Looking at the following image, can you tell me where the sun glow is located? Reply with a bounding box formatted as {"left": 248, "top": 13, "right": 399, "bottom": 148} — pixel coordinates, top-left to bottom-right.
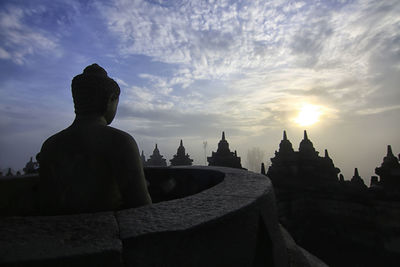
{"left": 294, "top": 104, "right": 322, "bottom": 126}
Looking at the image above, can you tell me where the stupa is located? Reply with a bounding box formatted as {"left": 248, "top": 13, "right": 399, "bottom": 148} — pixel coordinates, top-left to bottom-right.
{"left": 207, "top": 132, "right": 242, "bottom": 169}
{"left": 146, "top": 144, "right": 167, "bottom": 167}
{"left": 170, "top": 140, "right": 193, "bottom": 166}
{"left": 267, "top": 130, "right": 340, "bottom": 186}
{"left": 375, "top": 145, "right": 400, "bottom": 190}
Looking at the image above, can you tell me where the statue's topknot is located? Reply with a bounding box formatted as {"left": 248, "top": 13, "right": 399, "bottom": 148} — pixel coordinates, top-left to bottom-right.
{"left": 71, "top": 63, "right": 120, "bottom": 115}
{"left": 82, "top": 64, "right": 108, "bottom": 77}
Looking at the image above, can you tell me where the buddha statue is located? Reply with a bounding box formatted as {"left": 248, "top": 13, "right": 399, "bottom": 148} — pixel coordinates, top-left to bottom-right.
{"left": 38, "top": 64, "right": 151, "bottom": 214}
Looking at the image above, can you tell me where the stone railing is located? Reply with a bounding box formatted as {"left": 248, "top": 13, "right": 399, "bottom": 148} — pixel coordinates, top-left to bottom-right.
{"left": 0, "top": 166, "right": 325, "bottom": 266}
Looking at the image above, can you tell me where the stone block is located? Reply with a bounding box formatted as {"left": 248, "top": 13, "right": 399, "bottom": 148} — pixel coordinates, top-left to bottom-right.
{"left": 0, "top": 212, "right": 122, "bottom": 266}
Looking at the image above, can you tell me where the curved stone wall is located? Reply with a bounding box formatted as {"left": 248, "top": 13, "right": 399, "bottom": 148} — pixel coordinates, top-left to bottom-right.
{"left": 0, "top": 167, "right": 324, "bottom": 267}
{"left": 144, "top": 167, "right": 224, "bottom": 203}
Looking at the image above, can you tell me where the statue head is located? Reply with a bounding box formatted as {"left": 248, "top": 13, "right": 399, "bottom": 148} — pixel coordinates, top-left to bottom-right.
{"left": 71, "top": 64, "right": 120, "bottom": 124}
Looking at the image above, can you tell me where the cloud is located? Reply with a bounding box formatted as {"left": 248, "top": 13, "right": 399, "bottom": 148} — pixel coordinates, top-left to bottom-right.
{"left": 93, "top": 0, "right": 400, "bottom": 163}
{"left": 357, "top": 105, "right": 400, "bottom": 115}
{"left": 116, "top": 103, "right": 246, "bottom": 139}
{"left": 290, "top": 19, "right": 333, "bottom": 67}
{"left": 0, "top": 4, "right": 60, "bottom": 65}
{"left": 98, "top": 1, "right": 292, "bottom": 81}
{"left": 120, "top": 85, "right": 172, "bottom": 111}
{"left": 98, "top": 0, "right": 399, "bottom": 119}
{"left": 0, "top": 47, "right": 11, "bottom": 60}
{"left": 115, "top": 78, "right": 129, "bottom": 87}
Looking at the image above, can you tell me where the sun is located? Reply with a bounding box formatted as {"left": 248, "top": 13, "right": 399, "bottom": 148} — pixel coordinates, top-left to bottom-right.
{"left": 294, "top": 104, "right": 322, "bottom": 126}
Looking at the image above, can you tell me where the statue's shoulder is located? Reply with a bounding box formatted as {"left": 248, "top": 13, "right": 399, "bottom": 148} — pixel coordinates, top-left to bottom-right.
{"left": 41, "top": 129, "right": 70, "bottom": 150}
{"left": 38, "top": 129, "right": 73, "bottom": 164}
{"left": 103, "top": 126, "right": 141, "bottom": 161}
{"left": 104, "top": 126, "right": 138, "bottom": 146}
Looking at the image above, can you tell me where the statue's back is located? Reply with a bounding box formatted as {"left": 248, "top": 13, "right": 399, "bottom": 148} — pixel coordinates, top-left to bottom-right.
{"left": 38, "top": 125, "right": 125, "bottom": 214}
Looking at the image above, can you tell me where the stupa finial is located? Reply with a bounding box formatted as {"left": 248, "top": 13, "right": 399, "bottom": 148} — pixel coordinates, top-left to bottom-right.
{"left": 387, "top": 145, "right": 394, "bottom": 157}
{"left": 261, "top": 162, "right": 266, "bottom": 175}
{"left": 354, "top": 168, "right": 359, "bottom": 177}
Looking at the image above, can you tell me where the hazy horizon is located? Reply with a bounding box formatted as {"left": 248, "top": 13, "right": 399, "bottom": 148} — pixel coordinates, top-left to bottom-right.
{"left": 1, "top": 0, "right": 399, "bottom": 184}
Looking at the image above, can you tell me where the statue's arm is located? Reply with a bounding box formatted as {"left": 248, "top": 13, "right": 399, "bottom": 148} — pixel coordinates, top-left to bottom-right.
{"left": 114, "top": 134, "right": 152, "bottom": 208}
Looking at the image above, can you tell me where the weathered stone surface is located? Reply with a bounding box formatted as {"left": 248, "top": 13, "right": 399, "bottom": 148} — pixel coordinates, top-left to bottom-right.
{"left": 257, "top": 192, "right": 289, "bottom": 267}
{"left": 117, "top": 194, "right": 256, "bottom": 235}
{"left": 0, "top": 212, "right": 122, "bottom": 266}
{"left": 199, "top": 166, "right": 273, "bottom": 198}
{"left": 1, "top": 166, "right": 325, "bottom": 267}
{"left": 117, "top": 166, "right": 289, "bottom": 267}
{"left": 119, "top": 198, "right": 272, "bottom": 267}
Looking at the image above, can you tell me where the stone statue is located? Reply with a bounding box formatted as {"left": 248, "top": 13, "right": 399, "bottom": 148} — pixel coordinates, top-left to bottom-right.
{"left": 38, "top": 64, "right": 151, "bottom": 214}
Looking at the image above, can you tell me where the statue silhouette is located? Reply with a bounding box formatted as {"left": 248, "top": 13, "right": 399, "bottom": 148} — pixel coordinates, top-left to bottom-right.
{"left": 38, "top": 64, "right": 151, "bottom": 214}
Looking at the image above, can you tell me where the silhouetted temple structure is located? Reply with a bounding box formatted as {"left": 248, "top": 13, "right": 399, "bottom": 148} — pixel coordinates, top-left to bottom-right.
{"left": 23, "top": 157, "right": 39, "bottom": 175}
{"left": 261, "top": 163, "right": 266, "bottom": 175}
{"left": 370, "top": 176, "right": 379, "bottom": 187}
{"left": 146, "top": 144, "right": 167, "bottom": 167}
{"left": 207, "top": 132, "right": 242, "bottom": 169}
{"left": 339, "top": 173, "right": 345, "bottom": 183}
{"left": 264, "top": 133, "right": 400, "bottom": 267}
{"left": 267, "top": 130, "right": 340, "bottom": 186}
{"left": 140, "top": 150, "right": 147, "bottom": 167}
{"left": 6, "top": 168, "right": 13, "bottom": 177}
{"left": 349, "top": 168, "right": 367, "bottom": 189}
{"left": 170, "top": 140, "right": 193, "bottom": 166}
{"left": 375, "top": 145, "right": 400, "bottom": 191}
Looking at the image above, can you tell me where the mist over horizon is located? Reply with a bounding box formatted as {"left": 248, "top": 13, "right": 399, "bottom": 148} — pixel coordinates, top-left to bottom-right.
{"left": 0, "top": 0, "right": 399, "bottom": 184}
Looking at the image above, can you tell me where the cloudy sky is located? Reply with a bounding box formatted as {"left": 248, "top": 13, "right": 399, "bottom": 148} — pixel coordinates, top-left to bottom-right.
{"left": 0, "top": 0, "right": 399, "bottom": 183}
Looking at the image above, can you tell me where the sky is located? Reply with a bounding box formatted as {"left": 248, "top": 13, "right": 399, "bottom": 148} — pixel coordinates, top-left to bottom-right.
{"left": 0, "top": 0, "right": 399, "bottom": 183}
